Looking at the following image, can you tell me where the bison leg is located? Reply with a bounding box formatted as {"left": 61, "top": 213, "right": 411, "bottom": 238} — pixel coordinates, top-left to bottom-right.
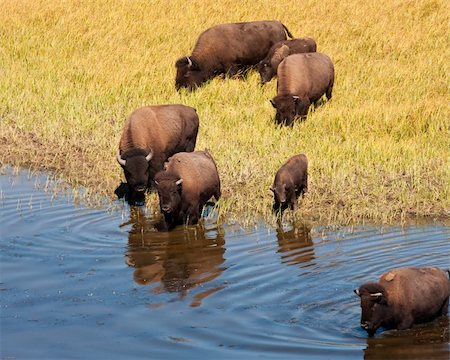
{"left": 214, "top": 188, "right": 221, "bottom": 201}
{"left": 326, "top": 80, "right": 334, "bottom": 101}
{"left": 294, "top": 98, "right": 311, "bottom": 124}
{"left": 227, "top": 64, "right": 240, "bottom": 77}
{"left": 397, "top": 315, "right": 414, "bottom": 330}
{"left": 439, "top": 297, "right": 449, "bottom": 316}
{"left": 290, "top": 194, "right": 298, "bottom": 211}
{"left": 185, "top": 205, "right": 200, "bottom": 225}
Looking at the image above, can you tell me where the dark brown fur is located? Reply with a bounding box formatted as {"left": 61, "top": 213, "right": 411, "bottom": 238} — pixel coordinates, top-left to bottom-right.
{"left": 355, "top": 267, "right": 450, "bottom": 336}
{"left": 175, "top": 21, "right": 293, "bottom": 90}
{"left": 271, "top": 154, "right": 308, "bottom": 213}
{"left": 258, "top": 37, "right": 317, "bottom": 83}
{"left": 270, "top": 52, "right": 334, "bottom": 126}
{"left": 154, "top": 151, "right": 221, "bottom": 228}
{"left": 117, "top": 104, "right": 199, "bottom": 203}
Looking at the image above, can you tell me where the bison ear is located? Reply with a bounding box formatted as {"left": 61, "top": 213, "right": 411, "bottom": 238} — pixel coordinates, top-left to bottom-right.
{"left": 293, "top": 96, "right": 300, "bottom": 104}
{"left": 270, "top": 99, "right": 277, "bottom": 108}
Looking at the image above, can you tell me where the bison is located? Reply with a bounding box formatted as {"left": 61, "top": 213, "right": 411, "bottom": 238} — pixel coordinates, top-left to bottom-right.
{"left": 270, "top": 154, "right": 308, "bottom": 214}
{"left": 117, "top": 104, "right": 199, "bottom": 204}
{"left": 270, "top": 52, "right": 334, "bottom": 126}
{"left": 355, "top": 267, "right": 450, "bottom": 336}
{"left": 258, "top": 37, "right": 317, "bottom": 84}
{"left": 154, "top": 150, "right": 221, "bottom": 229}
{"left": 175, "top": 20, "right": 293, "bottom": 90}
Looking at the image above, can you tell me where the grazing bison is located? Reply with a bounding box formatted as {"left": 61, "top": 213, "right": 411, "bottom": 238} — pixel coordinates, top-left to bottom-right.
{"left": 354, "top": 267, "right": 450, "bottom": 336}
{"left": 270, "top": 52, "right": 334, "bottom": 126}
{"left": 154, "top": 151, "right": 221, "bottom": 228}
{"left": 258, "top": 37, "right": 317, "bottom": 84}
{"left": 270, "top": 154, "right": 308, "bottom": 213}
{"left": 175, "top": 20, "right": 293, "bottom": 90}
{"left": 117, "top": 104, "right": 199, "bottom": 204}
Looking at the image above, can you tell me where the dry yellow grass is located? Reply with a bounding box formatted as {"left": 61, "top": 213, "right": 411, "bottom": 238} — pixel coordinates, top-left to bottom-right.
{"left": 1, "top": 0, "right": 449, "bottom": 225}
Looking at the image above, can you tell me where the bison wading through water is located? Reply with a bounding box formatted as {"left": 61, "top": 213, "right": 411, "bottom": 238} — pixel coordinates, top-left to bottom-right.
{"left": 175, "top": 20, "right": 293, "bottom": 90}
{"left": 258, "top": 37, "right": 317, "bottom": 84}
{"left": 354, "top": 267, "right": 450, "bottom": 336}
{"left": 270, "top": 154, "right": 308, "bottom": 214}
{"left": 270, "top": 52, "right": 334, "bottom": 126}
{"left": 154, "top": 151, "right": 221, "bottom": 229}
{"left": 117, "top": 104, "right": 199, "bottom": 204}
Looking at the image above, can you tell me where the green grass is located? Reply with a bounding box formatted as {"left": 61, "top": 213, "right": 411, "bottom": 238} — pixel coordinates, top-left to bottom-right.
{"left": 1, "top": 0, "right": 449, "bottom": 225}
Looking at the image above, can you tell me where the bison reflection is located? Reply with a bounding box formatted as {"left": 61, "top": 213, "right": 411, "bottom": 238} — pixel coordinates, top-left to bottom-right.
{"left": 123, "top": 209, "right": 226, "bottom": 307}
{"left": 276, "top": 222, "right": 315, "bottom": 267}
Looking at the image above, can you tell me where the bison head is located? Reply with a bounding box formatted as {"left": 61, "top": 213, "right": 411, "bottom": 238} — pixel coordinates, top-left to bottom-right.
{"left": 258, "top": 60, "right": 275, "bottom": 84}
{"left": 117, "top": 149, "right": 153, "bottom": 193}
{"left": 270, "top": 95, "right": 310, "bottom": 126}
{"left": 354, "top": 283, "right": 389, "bottom": 336}
{"left": 175, "top": 56, "right": 206, "bottom": 90}
{"left": 154, "top": 173, "right": 183, "bottom": 222}
{"left": 270, "top": 183, "right": 287, "bottom": 204}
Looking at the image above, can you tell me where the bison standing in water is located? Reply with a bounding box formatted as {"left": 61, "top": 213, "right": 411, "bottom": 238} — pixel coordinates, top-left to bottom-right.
{"left": 154, "top": 150, "right": 221, "bottom": 229}
{"left": 117, "top": 104, "right": 199, "bottom": 204}
{"left": 355, "top": 267, "right": 450, "bottom": 336}
{"left": 271, "top": 154, "right": 308, "bottom": 214}
{"left": 270, "top": 52, "right": 334, "bottom": 126}
{"left": 258, "top": 37, "right": 317, "bottom": 84}
{"left": 175, "top": 20, "right": 293, "bottom": 90}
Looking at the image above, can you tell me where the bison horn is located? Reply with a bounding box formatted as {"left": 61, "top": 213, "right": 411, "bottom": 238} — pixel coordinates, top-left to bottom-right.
{"left": 175, "top": 179, "right": 183, "bottom": 186}
{"left": 370, "top": 292, "right": 383, "bottom": 297}
{"left": 354, "top": 288, "right": 360, "bottom": 296}
{"left": 292, "top": 96, "right": 300, "bottom": 103}
{"left": 186, "top": 56, "right": 192, "bottom": 68}
{"left": 145, "top": 150, "right": 153, "bottom": 162}
{"left": 116, "top": 153, "right": 126, "bottom": 166}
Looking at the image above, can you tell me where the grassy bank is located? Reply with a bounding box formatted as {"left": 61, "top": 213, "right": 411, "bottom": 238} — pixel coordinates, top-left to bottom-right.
{"left": 1, "top": 0, "right": 449, "bottom": 225}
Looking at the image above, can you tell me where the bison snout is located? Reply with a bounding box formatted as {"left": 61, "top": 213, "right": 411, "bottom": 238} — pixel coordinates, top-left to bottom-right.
{"left": 135, "top": 185, "right": 146, "bottom": 193}
{"left": 161, "top": 204, "right": 171, "bottom": 213}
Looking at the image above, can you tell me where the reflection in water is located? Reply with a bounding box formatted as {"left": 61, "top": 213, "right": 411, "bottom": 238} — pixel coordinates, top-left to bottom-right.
{"left": 123, "top": 208, "right": 226, "bottom": 307}
{"left": 276, "top": 221, "right": 315, "bottom": 267}
{"left": 364, "top": 317, "right": 449, "bottom": 359}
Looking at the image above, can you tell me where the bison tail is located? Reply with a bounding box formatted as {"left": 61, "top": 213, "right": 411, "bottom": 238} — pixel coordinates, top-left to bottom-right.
{"left": 282, "top": 23, "right": 294, "bottom": 39}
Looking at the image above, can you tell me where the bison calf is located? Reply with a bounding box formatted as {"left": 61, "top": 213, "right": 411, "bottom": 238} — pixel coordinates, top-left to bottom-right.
{"left": 175, "top": 20, "right": 293, "bottom": 90}
{"left": 271, "top": 154, "right": 308, "bottom": 214}
{"left": 155, "top": 151, "right": 221, "bottom": 229}
{"left": 355, "top": 267, "right": 450, "bottom": 336}
{"left": 258, "top": 37, "right": 317, "bottom": 84}
{"left": 270, "top": 52, "right": 334, "bottom": 126}
{"left": 117, "top": 104, "right": 199, "bottom": 204}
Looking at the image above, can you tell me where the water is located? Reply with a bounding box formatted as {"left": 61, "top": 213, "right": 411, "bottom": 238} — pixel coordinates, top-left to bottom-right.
{"left": 1, "top": 168, "right": 449, "bottom": 360}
